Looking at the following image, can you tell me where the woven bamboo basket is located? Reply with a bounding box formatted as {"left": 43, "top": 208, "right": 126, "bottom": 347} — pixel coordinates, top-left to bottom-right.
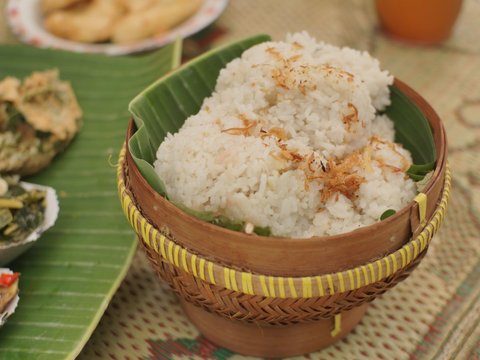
{"left": 118, "top": 80, "right": 449, "bottom": 357}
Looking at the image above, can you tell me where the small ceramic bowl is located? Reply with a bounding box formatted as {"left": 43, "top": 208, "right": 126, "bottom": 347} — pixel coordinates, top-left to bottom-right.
{"left": 0, "top": 183, "right": 59, "bottom": 267}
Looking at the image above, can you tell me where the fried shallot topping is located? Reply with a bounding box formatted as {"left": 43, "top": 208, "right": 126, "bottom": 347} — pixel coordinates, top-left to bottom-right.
{"left": 239, "top": 113, "right": 254, "bottom": 127}
{"left": 221, "top": 114, "right": 292, "bottom": 143}
{"left": 266, "top": 47, "right": 284, "bottom": 61}
{"left": 342, "top": 102, "right": 359, "bottom": 131}
{"left": 321, "top": 64, "right": 355, "bottom": 83}
{"left": 221, "top": 114, "right": 257, "bottom": 136}
{"left": 308, "top": 154, "right": 366, "bottom": 202}
{"left": 291, "top": 41, "right": 304, "bottom": 50}
{"left": 277, "top": 143, "right": 303, "bottom": 162}
{"left": 288, "top": 54, "right": 303, "bottom": 62}
{"left": 369, "top": 135, "right": 411, "bottom": 172}
{"left": 260, "top": 126, "right": 288, "bottom": 141}
{"left": 270, "top": 142, "right": 304, "bottom": 164}
{"left": 265, "top": 46, "right": 326, "bottom": 95}
{"left": 265, "top": 47, "right": 356, "bottom": 96}
{"left": 271, "top": 67, "right": 290, "bottom": 90}
{"left": 294, "top": 145, "right": 376, "bottom": 201}
{"left": 221, "top": 121, "right": 257, "bottom": 136}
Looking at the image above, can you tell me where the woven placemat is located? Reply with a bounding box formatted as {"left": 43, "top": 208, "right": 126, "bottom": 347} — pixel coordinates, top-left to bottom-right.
{"left": 79, "top": 2, "right": 480, "bottom": 359}
{"left": 1, "top": 0, "right": 479, "bottom": 359}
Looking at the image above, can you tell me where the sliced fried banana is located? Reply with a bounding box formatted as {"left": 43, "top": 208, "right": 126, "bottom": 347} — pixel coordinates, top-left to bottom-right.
{"left": 41, "top": 0, "right": 85, "bottom": 14}
{"left": 116, "top": 0, "right": 157, "bottom": 13}
{"left": 112, "top": 0, "right": 203, "bottom": 44}
{"left": 44, "top": 0, "right": 125, "bottom": 43}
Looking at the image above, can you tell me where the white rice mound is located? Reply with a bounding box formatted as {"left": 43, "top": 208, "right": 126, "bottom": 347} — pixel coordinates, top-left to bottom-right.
{"left": 154, "top": 32, "right": 417, "bottom": 238}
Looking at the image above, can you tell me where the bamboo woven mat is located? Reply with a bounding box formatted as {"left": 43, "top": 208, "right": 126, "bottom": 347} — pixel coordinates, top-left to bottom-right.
{"left": 1, "top": 1, "right": 480, "bottom": 359}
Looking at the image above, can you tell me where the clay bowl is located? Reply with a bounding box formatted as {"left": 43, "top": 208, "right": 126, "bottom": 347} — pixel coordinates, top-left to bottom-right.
{"left": 120, "top": 78, "right": 448, "bottom": 357}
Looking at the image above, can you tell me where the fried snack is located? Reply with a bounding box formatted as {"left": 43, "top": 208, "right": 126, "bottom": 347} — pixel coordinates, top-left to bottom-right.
{"left": 0, "top": 70, "right": 82, "bottom": 175}
{"left": 41, "top": 0, "right": 85, "bottom": 14}
{"left": 116, "top": 0, "right": 157, "bottom": 13}
{"left": 17, "top": 70, "right": 80, "bottom": 141}
{"left": 44, "top": 0, "right": 125, "bottom": 43}
{"left": 112, "top": 0, "right": 203, "bottom": 44}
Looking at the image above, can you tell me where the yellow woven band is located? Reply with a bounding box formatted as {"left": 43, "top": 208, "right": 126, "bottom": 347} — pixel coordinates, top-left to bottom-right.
{"left": 118, "top": 146, "right": 451, "bottom": 299}
{"left": 330, "top": 314, "right": 342, "bottom": 337}
{"left": 414, "top": 192, "right": 428, "bottom": 226}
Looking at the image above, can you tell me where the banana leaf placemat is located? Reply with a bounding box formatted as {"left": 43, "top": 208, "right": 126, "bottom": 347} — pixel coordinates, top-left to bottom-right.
{"left": 0, "top": 44, "right": 178, "bottom": 360}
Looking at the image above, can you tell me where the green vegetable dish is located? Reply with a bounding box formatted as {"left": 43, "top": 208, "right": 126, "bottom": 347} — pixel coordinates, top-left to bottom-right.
{"left": 0, "top": 176, "right": 45, "bottom": 245}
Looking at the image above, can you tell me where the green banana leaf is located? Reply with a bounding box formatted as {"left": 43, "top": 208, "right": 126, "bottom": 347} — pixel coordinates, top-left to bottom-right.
{"left": 129, "top": 34, "right": 272, "bottom": 196}
{"left": 0, "top": 42, "right": 180, "bottom": 360}
{"left": 380, "top": 209, "right": 396, "bottom": 220}
{"left": 175, "top": 202, "right": 271, "bottom": 236}
{"left": 128, "top": 34, "right": 436, "bottom": 235}
{"left": 129, "top": 34, "right": 273, "bottom": 235}
{"left": 387, "top": 86, "right": 436, "bottom": 179}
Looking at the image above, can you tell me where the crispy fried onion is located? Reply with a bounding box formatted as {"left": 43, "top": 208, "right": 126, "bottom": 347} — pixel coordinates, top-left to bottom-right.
{"left": 291, "top": 41, "right": 304, "bottom": 50}
{"left": 221, "top": 114, "right": 257, "bottom": 136}
{"left": 260, "top": 127, "right": 288, "bottom": 141}
{"left": 266, "top": 46, "right": 322, "bottom": 95}
{"left": 342, "top": 102, "right": 359, "bottom": 131}
{"left": 265, "top": 48, "right": 356, "bottom": 96}
{"left": 301, "top": 138, "right": 411, "bottom": 201}
{"left": 221, "top": 121, "right": 257, "bottom": 136}
{"left": 221, "top": 114, "right": 291, "bottom": 143}
{"left": 321, "top": 64, "right": 355, "bottom": 82}
{"left": 270, "top": 144, "right": 303, "bottom": 163}
{"left": 278, "top": 143, "right": 303, "bottom": 161}
{"left": 369, "top": 136, "right": 411, "bottom": 172}
{"left": 303, "top": 151, "right": 365, "bottom": 201}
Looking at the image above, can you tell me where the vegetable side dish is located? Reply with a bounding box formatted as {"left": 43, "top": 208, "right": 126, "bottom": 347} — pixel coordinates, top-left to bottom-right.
{"left": 0, "top": 176, "right": 46, "bottom": 245}
{"left": 0, "top": 69, "right": 82, "bottom": 175}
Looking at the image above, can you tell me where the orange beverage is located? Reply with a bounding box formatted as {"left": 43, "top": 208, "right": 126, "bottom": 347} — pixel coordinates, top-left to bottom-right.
{"left": 375, "top": 0, "right": 463, "bottom": 45}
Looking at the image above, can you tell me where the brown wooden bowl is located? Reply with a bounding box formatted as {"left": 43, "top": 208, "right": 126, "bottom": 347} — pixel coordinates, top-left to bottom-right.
{"left": 124, "top": 78, "right": 447, "bottom": 277}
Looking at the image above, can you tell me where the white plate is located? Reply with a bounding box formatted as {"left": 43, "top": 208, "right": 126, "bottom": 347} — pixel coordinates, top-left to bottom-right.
{"left": 6, "top": 0, "right": 228, "bottom": 55}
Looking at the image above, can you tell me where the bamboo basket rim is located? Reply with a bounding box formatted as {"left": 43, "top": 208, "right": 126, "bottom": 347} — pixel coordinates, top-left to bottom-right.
{"left": 118, "top": 146, "right": 451, "bottom": 298}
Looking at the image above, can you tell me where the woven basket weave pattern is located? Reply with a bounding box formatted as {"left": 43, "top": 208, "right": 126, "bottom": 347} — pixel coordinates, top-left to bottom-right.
{"left": 118, "top": 146, "right": 450, "bottom": 326}
{"left": 141, "top": 240, "right": 427, "bottom": 325}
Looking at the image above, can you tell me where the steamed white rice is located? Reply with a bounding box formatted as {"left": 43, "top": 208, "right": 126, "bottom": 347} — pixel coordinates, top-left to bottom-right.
{"left": 154, "top": 32, "right": 416, "bottom": 238}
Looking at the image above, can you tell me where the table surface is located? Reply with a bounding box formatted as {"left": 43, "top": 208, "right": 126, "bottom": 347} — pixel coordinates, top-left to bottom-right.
{"left": 1, "top": 1, "right": 480, "bottom": 359}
